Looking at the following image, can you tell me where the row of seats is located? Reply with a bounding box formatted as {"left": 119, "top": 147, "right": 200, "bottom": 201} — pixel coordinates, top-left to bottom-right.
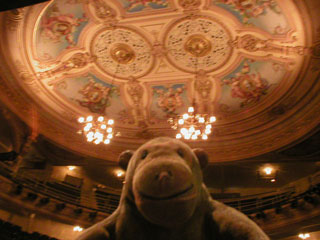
{"left": 0, "top": 219, "right": 59, "bottom": 240}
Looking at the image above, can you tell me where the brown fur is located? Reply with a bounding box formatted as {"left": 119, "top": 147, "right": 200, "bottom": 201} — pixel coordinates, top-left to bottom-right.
{"left": 77, "top": 137, "right": 269, "bottom": 240}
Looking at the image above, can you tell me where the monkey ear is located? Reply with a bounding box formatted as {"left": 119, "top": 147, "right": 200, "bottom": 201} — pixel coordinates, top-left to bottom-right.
{"left": 193, "top": 148, "right": 208, "bottom": 169}
{"left": 118, "top": 150, "right": 134, "bottom": 170}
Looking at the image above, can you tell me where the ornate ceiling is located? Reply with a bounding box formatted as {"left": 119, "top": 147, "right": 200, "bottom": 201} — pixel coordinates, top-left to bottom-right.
{"left": 0, "top": 0, "right": 319, "bottom": 163}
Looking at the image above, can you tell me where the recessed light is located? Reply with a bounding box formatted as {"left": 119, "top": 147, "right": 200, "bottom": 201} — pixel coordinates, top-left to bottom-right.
{"left": 263, "top": 167, "right": 273, "bottom": 175}
{"left": 116, "top": 170, "right": 124, "bottom": 177}
{"left": 298, "top": 233, "right": 310, "bottom": 239}
{"left": 73, "top": 226, "right": 83, "bottom": 232}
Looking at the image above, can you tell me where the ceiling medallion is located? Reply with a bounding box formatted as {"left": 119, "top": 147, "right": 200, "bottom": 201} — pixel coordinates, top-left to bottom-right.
{"left": 110, "top": 43, "right": 135, "bottom": 64}
{"left": 184, "top": 34, "right": 212, "bottom": 57}
{"left": 92, "top": 27, "right": 153, "bottom": 79}
{"left": 165, "top": 16, "right": 232, "bottom": 72}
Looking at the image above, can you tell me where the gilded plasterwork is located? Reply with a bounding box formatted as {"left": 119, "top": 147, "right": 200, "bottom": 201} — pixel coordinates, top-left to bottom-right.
{"left": 165, "top": 16, "right": 232, "bottom": 72}
{"left": 0, "top": 0, "right": 317, "bottom": 163}
{"left": 92, "top": 27, "right": 153, "bottom": 78}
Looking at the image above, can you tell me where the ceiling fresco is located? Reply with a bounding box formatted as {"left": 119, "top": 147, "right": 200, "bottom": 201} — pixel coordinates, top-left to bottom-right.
{"left": 0, "top": 0, "right": 319, "bottom": 162}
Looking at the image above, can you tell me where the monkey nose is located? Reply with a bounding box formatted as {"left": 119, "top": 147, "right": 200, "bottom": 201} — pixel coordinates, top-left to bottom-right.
{"left": 156, "top": 170, "right": 172, "bottom": 183}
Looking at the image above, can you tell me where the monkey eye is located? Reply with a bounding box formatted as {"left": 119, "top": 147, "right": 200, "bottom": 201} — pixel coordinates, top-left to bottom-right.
{"left": 177, "top": 148, "right": 184, "bottom": 158}
{"left": 141, "top": 150, "right": 148, "bottom": 159}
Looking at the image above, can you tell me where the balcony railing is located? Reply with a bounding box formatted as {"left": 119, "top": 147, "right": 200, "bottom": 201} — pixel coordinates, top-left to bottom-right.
{"left": 0, "top": 162, "right": 319, "bottom": 217}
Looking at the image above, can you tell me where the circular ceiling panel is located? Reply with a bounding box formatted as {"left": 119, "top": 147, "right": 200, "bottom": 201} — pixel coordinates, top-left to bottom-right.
{"left": 91, "top": 27, "right": 154, "bottom": 79}
{"left": 165, "top": 16, "right": 232, "bottom": 73}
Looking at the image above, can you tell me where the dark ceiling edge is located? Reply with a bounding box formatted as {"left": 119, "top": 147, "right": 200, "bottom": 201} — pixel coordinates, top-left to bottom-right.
{"left": 0, "top": 0, "right": 50, "bottom": 12}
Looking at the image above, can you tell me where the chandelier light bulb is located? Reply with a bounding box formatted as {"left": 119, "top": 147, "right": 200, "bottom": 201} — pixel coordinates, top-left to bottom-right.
{"left": 86, "top": 116, "right": 93, "bottom": 122}
{"left": 178, "top": 119, "right": 184, "bottom": 125}
{"left": 206, "top": 124, "right": 212, "bottom": 129}
{"left": 209, "top": 116, "right": 216, "bottom": 123}
{"left": 78, "top": 117, "right": 85, "bottom": 123}
{"left": 188, "top": 107, "right": 194, "bottom": 113}
{"left": 107, "top": 134, "right": 113, "bottom": 139}
{"left": 195, "top": 130, "right": 201, "bottom": 135}
{"left": 108, "top": 119, "right": 114, "bottom": 125}
{"left": 184, "top": 134, "right": 191, "bottom": 140}
{"left": 107, "top": 127, "right": 113, "bottom": 133}
{"left": 101, "top": 124, "right": 106, "bottom": 129}
{"left": 84, "top": 126, "right": 90, "bottom": 132}
{"left": 98, "top": 116, "right": 104, "bottom": 122}
{"left": 198, "top": 117, "right": 205, "bottom": 123}
{"left": 202, "top": 134, "right": 208, "bottom": 140}
{"left": 205, "top": 129, "right": 211, "bottom": 134}
{"left": 87, "top": 132, "right": 94, "bottom": 138}
{"left": 191, "top": 135, "right": 197, "bottom": 140}
{"left": 176, "top": 133, "right": 182, "bottom": 139}
{"left": 94, "top": 139, "right": 100, "bottom": 144}
{"left": 181, "top": 128, "right": 188, "bottom": 135}
{"left": 183, "top": 113, "right": 189, "bottom": 120}
{"left": 87, "top": 137, "right": 93, "bottom": 142}
{"left": 104, "top": 139, "right": 110, "bottom": 144}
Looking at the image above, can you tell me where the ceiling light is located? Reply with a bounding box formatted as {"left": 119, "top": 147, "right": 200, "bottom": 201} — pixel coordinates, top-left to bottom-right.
{"left": 168, "top": 102, "right": 216, "bottom": 141}
{"left": 116, "top": 170, "right": 124, "bottom": 177}
{"left": 263, "top": 167, "right": 273, "bottom": 175}
{"left": 68, "top": 166, "right": 75, "bottom": 171}
{"left": 78, "top": 116, "right": 116, "bottom": 144}
{"left": 298, "top": 233, "right": 310, "bottom": 239}
{"left": 270, "top": 179, "right": 276, "bottom": 182}
{"left": 73, "top": 226, "right": 83, "bottom": 232}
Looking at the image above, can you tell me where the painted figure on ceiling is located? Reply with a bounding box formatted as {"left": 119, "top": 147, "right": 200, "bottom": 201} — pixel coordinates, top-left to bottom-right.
{"left": 40, "top": 4, "right": 87, "bottom": 47}
{"left": 125, "top": 0, "right": 168, "bottom": 11}
{"left": 154, "top": 86, "right": 184, "bottom": 115}
{"left": 215, "top": 0, "right": 281, "bottom": 22}
{"left": 222, "top": 62, "right": 270, "bottom": 107}
{"left": 77, "top": 79, "right": 113, "bottom": 114}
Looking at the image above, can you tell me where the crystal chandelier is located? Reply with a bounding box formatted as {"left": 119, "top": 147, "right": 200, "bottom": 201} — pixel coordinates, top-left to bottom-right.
{"left": 168, "top": 105, "right": 216, "bottom": 140}
{"left": 78, "top": 116, "right": 114, "bottom": 144}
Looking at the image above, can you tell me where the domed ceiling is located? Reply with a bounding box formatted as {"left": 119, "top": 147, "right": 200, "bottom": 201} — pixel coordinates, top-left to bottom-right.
{"left": 0, "top": 0, "right": 319, "bottom": 163}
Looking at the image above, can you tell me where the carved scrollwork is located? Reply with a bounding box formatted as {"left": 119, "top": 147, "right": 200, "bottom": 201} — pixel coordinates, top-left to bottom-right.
{"left": 92, "top": 27, "right": 153, "bottom": 78}
{"left": 37, "top": 52, "right": 95, "bottom": 79}
{"left": 178, "top": 0, "right": 201, "bottom": 10}
{"left": 311, "top": 42, "right": 320, "bottom": 59}
{"left": 91, "top": 0, "right": 118, "bottom": 25}
{"left": 15, "top": 61, "right": 40, "bottom": 93}
{"left": 5, "top": 8, "right": 25, "bottom": 31}
{"left": 232, "top": 34, "right": 307, "bottom": 56}
{"left": 195, "top": 69, "right": 212, "bottom": 100}
{"left": 165, "top": 16, "right": 232, "bottom": 72}
{"left": 126, "top": 76, "right": 144, "bottom": 107}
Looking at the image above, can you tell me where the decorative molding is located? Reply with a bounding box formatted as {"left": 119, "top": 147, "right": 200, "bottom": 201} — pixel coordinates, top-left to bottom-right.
{"left": 231, "top": 34, "right": 307, "bottom": 56}
{"left": 178, "top": 0, "right": 201, "bottom": 11}
{"left": 91, "top": 27, "right": 153, "bottom": 79}
{"left": 15, "top": 61, "right": 40, "bottom": 93}
{"left": 37, "top": 52, "right": 95, "bottom": 79}
{"left": 165, "top": 15, "right": 232, "bottom": 73}
{"left": 5, "top": 8, "right": 25, "bottom": 31}
{"left": 91, "top": 0, "right": 117, "bottom": 23}
{"left": 126, "top": 76, "right": 144, "bottom": 108}
{"left": 195, "top": 69, "right": 212, "bottom": 100}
